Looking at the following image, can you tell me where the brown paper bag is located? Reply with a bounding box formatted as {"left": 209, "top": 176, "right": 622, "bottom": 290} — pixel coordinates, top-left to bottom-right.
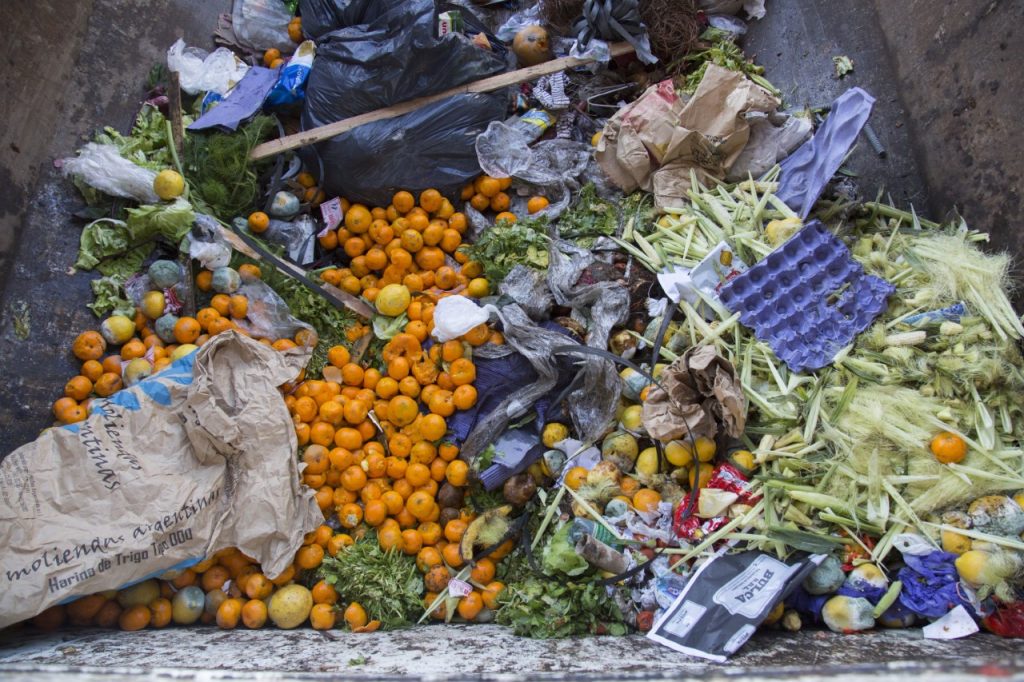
{"left": 596, "top": 65, "right": 779, "bottom": 209}
{"left": 0, "top": 332, "right": 322, "bottom": 628}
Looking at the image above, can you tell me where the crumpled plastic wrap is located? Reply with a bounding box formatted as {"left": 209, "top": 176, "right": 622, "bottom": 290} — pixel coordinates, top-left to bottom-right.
{"left": 189, "top": 214, "right": 233, "bottom": 270}
{"left": 499, "top": 265, "right": 553, "bottom": 321}
{"left": 641, "top": 345, "right": 747, "bottom": 442}
{"left": 167, "top": 39, "right": 249, "bottom": 96}
{"left": 235, "top": 279, "right": 314, "bottom": 341}
{"left": 60, "top": 143, "right": 159, "bottom": 204}
{"left": 232, "top": 0, "right": 297, "bottom": 53}
{"left": 476, "top": 121, "right": 594, "bottom": 220}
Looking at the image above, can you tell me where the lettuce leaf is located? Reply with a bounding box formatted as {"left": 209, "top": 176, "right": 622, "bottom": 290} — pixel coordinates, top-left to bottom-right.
{"left": 541, "top": 522, "right": 589, "bottom": 577}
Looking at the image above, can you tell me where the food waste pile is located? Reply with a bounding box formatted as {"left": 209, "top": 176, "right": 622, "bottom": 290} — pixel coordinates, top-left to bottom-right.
{"left": 3, "top": 0, "right": 1024, "bottom": 660}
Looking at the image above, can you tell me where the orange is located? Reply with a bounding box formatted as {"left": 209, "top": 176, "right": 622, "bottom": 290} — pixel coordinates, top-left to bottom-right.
{"left": 216, "top": 598, "right": 242, "bottom": 629}
{"left": 442, "top": 542, "right": 465, "bottom": 568}
{"left": 489, "top": 191, "right": 510, "bottom": 213}
{"left": 173, "top": 318, "right": 200, "bottom": 344}
{"left": 402, "top": 529, "right": 424, "bottom": 556}
{"left": 94, "top": 600, "right": 123, "bottom": 628}
{"left": 241, "top": 599, "right": 268, "bottom": 629}
{"left": 387, "top": 395, "right": 419, "bottom": 427}
{"left": 449, "top": 212, "right": 467, "bottom": 234}
{"left": 119, "top": 604, "right": 152, "bottom": 631}
{"left": 440, "top": 228, "right": 462, "bottom": 254}
{"left": 341, "top": 465, "right": 367, "bottom": 492}
{"left": 453, "top": 385, "right": 477, "bottom": 411}
{"left": 309, "top": 602, "right": 335, "bottom": 630}
{"left": 470, "top": 557, "right": 496, "bottom": 584}
{"left": 461, "top": 260, "right": 482, "bottom": 278}
{"left": 495, "top": 211, "right": 517, "bottom": 224}
{"left": 405, "top": 462, "right": 431, "bottom": 487}
{"left": 931, "top": 431, "right": 967, "bottom": 464}
{"left": 490, "top": 539, "right": 516, "bottom": 561}
{"left": 263, "top": 48, "right": 281, "bottom": 66}
{"left": 245, "top": 573, "right": 273, "bottom": 600}
{"left": 422, "top": 221, "right": 444, "bottom": 247}
{"left": 196, "top": 270, "right": 214, "bottom": 291}
{"left": 438, "top": 442, "right": 459, "bottom": 462}
{"left": 527, "top": 196, "right": 550, "bottom": 214}
{"left": 421, "top": 413, "right": 447, "bottom": 441}
{"left": 72, "top": 331, "right": 107, "bottom": 361}
{"left": 482, "top": 581, "right": 505, "bottom": 610}
{"left": 463, "top": 323, "right": 490, "bottom": 346}
{"left": 80, "top": 359, "right": 105, "bottom": 382}
{"left": 327, "top": 533, "right": 354, "bottom": 556}
{"left": 341, "top": 363, "right": 364, "bottom": 386}
{"left": 149, "top": 598, "right": 172, "bottom": 628}
{"left": 428, "top": 391, "right": 455, "bottom": 417}
{"left": 398, "top": 375, "right": 421, "bottom": 398}
{"left": 296, "top": 543, "right": 325, "bottom": 570}
{"left": 343, "top": 399, "right": 368, "bottom": 425}
{"left": 229, "top": 295, "right": 248, "bottom": 319}
{"left": 248, "top": 211, "right": 270, "bottom": 233}
{"left": 476, "top": 177, "right": 500, "bottom": 198}
{"left": 94, "top": 372, "right": 123, "bottom": 398}
{"left": 119, "top": 338, "right": 145, "bottom": 360}
{"left": 449, "top": 358, "right": 476, "bottom": 386}
{"left": 201, "top": 565, "right": 230, "bottom": 592}
{"left": 345, "top": 204, "right": 372, "bottom": 233}
{"left": 419, "top": 189, "right": 443, "bottom": 213}
{"left": 377, "top": 525, "right": 404, "bottom": 553}
{"left": 434, "top": 266, "right": 457, "bottom": 290}
{"left": 310, "top": 422, "right": 336, "bottom": 447}
{"left": 633, "top": 488, "right": 662, "bottom": 513}
{"left": 469, "top": 193, "right": 490, "bottom": 212}
{"left": 64, "top": 375, "right": 93, "bottom": 401}
{"left": 445, "top": 460, "right": 469, "bottom": 487}
{"left": 416, "top": 546, "right": 443, "bottom": 572}
{"left": 461, "top": 182, "right": 475, "bottom": 200}
{"left": 393, "top": 190, "right": 415, "bottom": 213}
{"left": 344, "top": 602, "right": 368, "bottom": 630}
{"left": 388, "top": 356, "right": 411, "bottom": 380}
{"left": 407, "top": 490, "right": 435, "bottom": 521}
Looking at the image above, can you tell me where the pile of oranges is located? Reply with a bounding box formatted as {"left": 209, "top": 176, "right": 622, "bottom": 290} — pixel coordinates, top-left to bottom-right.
{"left": 54, "top": 264, "right": 307, "bottom": 426}
{"left": 311, "top": 188, "right": 490, "bottom": 302}
{"left": 460, "top": 175, "right": 550, "bottom": 223}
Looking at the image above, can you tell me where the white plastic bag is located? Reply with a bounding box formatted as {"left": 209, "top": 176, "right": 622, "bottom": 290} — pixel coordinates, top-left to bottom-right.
{"left": 167, "top": 39, "right": 249, "bottom": 96}
{"left": 431, "top": 296, "right": 489, "bottom": 342}
{"left": 233, "top": 0, "right": 295, "bottom": 53}
{"left": 61, "top": 143, "right": 159, "bottom": 204}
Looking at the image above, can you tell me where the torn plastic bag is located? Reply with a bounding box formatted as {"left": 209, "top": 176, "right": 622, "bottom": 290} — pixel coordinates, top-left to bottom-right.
{"left": 476, "top": 121, "right": 593, "bottom": 220}
{"left": 726, "top": 111, "right": 813, "bottom": 182}
{"left": 188, "top": 214, "right": 233, "bottom": 270}
{"left": 235, "top": 279, "right": 315, "bottom": 341}
{"left": 776, "top": 87, "right": 875, "bottom": 218}
{"left": 498, "top": 265, "right": 553, "bottom": 321}
{"left": 300, "top": 0, "right": 507, "bottom": 206}
{"left": 431, "top": 295, "right": 491, "bottom": 342}
{"left": 236, "top": 215, "right": 316, "bottom": 265}
{"left": 167, "top": 39, "right": 249, "bottom": 96}
{"left": 60, "top": 143, "right": 159, "bottom": 204}
{"left": 545, "top": 241, "right": 628, "bottom": 441}
{"left": 232, "top": 0, "right": 296, "bottom": 54}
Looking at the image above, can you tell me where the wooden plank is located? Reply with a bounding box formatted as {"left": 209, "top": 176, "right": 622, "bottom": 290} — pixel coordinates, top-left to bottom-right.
{"left": 249, "top": 42, "right": 636, "bottom": 161}
{"left": 214, "top": 223, "right": 375, "bottom": 320}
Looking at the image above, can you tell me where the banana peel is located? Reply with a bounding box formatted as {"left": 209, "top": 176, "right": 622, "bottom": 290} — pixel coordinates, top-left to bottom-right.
{"left": 461, "top": 505, "right": 513, "bottom": 561}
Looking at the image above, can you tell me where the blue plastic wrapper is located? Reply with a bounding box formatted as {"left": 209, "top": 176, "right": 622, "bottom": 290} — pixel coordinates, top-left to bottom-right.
{"left": 837, "top": 580, "right": 887, "bottom": 604}
{"left": 776, "top": 87, "right": 875, "bottom": 218}
{"left": 266, "top": 41, "right": 315, "bottom": 107}
{"left": 898, "top": 550, "right": 970, "bottom": 619}
{"left": 784, "top": 584, "right": 829, "bottom": 622}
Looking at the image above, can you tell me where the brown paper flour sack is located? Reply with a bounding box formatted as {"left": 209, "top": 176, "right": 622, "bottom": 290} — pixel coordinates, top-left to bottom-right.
{"left": 0, "top": 332, "right": 322, "bottom": 628}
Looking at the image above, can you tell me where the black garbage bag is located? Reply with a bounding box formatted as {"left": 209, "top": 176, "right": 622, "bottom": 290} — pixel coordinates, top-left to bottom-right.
{"left": 299, "top": 0, "right": 508, "bottom": 206}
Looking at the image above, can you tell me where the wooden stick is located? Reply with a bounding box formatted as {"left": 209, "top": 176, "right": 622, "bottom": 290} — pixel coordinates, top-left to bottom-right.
{"left": 214, "top": 223, "right": 375, "bottom": 320}
{"left": 168, "top": 72, "right": 185, "bottom": 157}
{"left": 249, "top": 42, "right": 636, "bottom": 161}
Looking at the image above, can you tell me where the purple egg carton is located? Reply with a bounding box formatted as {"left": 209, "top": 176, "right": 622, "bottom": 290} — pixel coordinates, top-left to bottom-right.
{"left": 718, "top": 221, "right": 895, "bottom": 373}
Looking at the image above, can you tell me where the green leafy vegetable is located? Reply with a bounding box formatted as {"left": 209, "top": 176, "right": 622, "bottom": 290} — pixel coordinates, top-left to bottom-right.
{"left": 75, "top": 199, "right": 195, "bottom": 275}
{"left": 833, "top": 55, "right": 855, "bottom": 78}
{"left": 556, "top": 184, "right": 619, "bottom": 244}
{"left": 319, "top": 534, "right": 423, "bottom": 630}
{"left": 496, "top": 556, "right": 626, "bottom": 638}
{"left": 372, "top": 313, "right": 408, "bottom": 341}
{"left": 95, "top": 104, "right": 185, "bottom": 171}
{"left": 184, "top": 115, "right": 276, "bottom": 220}
{"left": 679, "top": 30, "right": 779, "bottom": 96}
{"left": 88, "top": 276, "right": 135, "bottom": 318}
{"left": 460, "top": 216, "right": 550, "bottom": 285}
{"left": 541, "top": 522, "right": 589, "bottom": 577}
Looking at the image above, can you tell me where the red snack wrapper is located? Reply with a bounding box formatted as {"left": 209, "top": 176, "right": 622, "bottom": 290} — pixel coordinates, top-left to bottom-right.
{"left": 707, "top": 462, "right": 759, "bottom": 504}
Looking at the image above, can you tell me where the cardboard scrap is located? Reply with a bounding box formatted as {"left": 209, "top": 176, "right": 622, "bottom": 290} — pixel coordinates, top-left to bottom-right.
{"left": 596, "top": 65, "right": 778, "bottom": 208}
{"left": 0, "top": 332, "right": 322, "bottom": 628}
{"left": 641, "top": 345, "right": 747, "bottom": 442}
